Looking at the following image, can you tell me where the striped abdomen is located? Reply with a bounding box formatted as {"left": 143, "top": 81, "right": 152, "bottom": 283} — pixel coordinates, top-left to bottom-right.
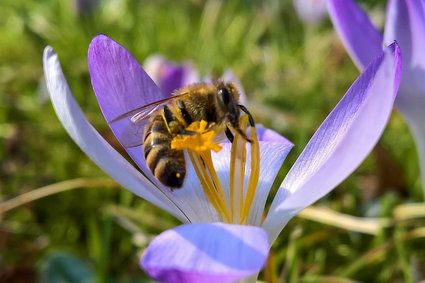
{"left": 143, "top": 114, "right": 186, "bottom": 188}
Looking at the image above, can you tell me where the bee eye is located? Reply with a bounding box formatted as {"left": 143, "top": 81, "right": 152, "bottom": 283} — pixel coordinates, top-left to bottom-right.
{"left": 218, "top": 88, "right": 230, "bottom": 105}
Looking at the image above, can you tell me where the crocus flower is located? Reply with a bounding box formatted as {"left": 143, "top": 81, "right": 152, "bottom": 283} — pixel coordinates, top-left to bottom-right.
{"left": 43, "top": 34, "right": 401, "bottom": 283}
{"left": 327, "top": 0, "right": 425, "bottom": 196}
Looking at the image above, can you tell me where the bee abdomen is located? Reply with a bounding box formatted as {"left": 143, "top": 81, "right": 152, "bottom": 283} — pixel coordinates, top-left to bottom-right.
{"left": 145, "top": 145, "right": 186, "bottom": 188}
{"left": 143, "top": 132, "right": 170, "bottom": 159}
{"left": 154, "top": 154, "right": 186, "bottom": 188}
{"left": 143, "top": 115, "right": 186, "bottom": 188}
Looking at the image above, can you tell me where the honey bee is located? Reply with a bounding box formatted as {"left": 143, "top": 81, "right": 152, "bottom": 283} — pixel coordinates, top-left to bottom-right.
{"left": 109, "top": 81, "right": 254, "bottom": 188}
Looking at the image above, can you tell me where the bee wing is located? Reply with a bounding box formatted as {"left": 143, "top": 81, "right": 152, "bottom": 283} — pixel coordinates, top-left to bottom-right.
{"left": 109, "top": 117, "right": 150, "bottom": 148}
{"left": 108, "top": 94, "right": 187, "bottom": 148}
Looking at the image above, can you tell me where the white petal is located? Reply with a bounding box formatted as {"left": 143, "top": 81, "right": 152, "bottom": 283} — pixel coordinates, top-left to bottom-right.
{"left": 43, "top": 46, "right": 187, "bottom": 222}
{"left": 167, "top": 151, "right": 221, "bottom": 223}
{"left": 246, "top": 142, "right": 293, "bottom": 226}
{"left": 128, "top": 150, "right": 221, "bottom": 223}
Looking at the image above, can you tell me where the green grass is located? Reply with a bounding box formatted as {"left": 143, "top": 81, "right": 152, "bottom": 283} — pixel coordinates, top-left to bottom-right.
{"left": 1, "top": 0, "right": 424, "bottom": 282}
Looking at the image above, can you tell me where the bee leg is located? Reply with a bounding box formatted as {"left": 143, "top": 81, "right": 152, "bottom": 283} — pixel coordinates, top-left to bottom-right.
{"left": 225, "top": 127, "right": 234, "bottom": 143}
{"left": 163, "top": 105, "right": 174, "bottom": 124}
{"left": 164, "top": 104, "right": 197, "bottom": 136}
{"left": 163, "top": 105, "right": 183, "bottom": 134}
{"left": 176, "top": 100, "right": 193, "bottom": 125}
{"left": 179, "top": 129, "right": 197, "bottom": 136}
{"left": 237, "top": 104, "right": 255, "bottom": 126}
{"left": 235, "top": 127, "right": 253, "bottom": 143}
{"left": 227, "top": 122, "right": 253, "bottom": 143}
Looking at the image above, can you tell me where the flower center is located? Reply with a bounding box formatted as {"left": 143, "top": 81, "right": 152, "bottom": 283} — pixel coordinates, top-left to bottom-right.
{"left": 171, "top": 120, "right": 223, "bottom": 153}
{"left": 170, "top": 116, "right": 260, "bottom": 224}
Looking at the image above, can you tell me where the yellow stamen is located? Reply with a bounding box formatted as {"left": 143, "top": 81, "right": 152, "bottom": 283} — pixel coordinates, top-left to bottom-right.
{"left": 172, "top": 120, "right": 231, "bottom": 222}
{"left": 229, "top": 116, "right": 249, "bottom": 223}
{"left": 188, "top": 151, "right": 231, "bottom": 222}
{"left": 170, "top": 117, "right": 260, "bottom": 225}
{"left": 171, "top": 120, "right": 222, "bottom": 153}
{"left": 240, "top": 126, "right": 260, "bottom": 224}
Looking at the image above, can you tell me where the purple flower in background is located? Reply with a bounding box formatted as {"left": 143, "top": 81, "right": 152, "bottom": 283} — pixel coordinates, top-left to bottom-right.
{"left": 293, "top": 0, "right": 328, "bottom": 25}
{"left": 327, "top": 0, "right": 425, "bottom": 196}
{"left": 143, "top": 54, "right": 199, "bottom": 96}
{"left": 143, "top": 54, "right": 248, "bottom": 106}
{"left": 43, "top": 34, "right": 401, "bottom": 283}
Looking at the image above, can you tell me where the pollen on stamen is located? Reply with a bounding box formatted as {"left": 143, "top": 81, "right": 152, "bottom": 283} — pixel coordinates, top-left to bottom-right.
{"left": 170, "top": 117, "right": 260, "bottom": 225}
{"left": 171, "top": 120, "right": 223, "bottom": 153}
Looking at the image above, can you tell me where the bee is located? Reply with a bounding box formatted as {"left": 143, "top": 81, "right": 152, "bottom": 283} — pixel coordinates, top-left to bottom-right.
{"left": 109, "top": 81, "right": 254, "bottom": 188}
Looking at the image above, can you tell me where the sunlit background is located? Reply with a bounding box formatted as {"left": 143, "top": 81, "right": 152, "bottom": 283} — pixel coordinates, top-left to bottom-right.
{"left": 1, "top": 0, "right": 424, "bottom": 282}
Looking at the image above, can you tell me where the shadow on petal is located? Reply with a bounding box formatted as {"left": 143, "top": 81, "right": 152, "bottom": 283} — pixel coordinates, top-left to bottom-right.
{"left": 141, "top": 223, "right": 269, "bottom": 283}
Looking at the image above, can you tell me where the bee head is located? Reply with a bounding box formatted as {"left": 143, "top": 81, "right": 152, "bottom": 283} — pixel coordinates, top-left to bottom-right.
{"left": 216, "top": 81, "right": 239, "bottom": 103}
{"left": 215, "top": 82, "right": 239, "bottom": 123}
{"left": 216, "top": 81, "right": 254, "bottom": 143}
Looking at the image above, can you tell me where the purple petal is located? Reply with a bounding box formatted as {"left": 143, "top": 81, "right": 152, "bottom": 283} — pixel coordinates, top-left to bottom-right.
{"left": 161, "top": 63, "right": 199, "bottom": 96}
{"left": 141, "top": 223, "right": 269, "bottom": 283}
{"left": 264, "top": 43, "right": 402, "bottom": 242}
{"left": 88, "top": 34, "right": 166, "bottom": 173}
{"left": 144, "top": 55, "right": 200, "bottom": 96}
{"left": 384, "top": 0, "right": 425, "bottom": 113}
{"left": 327, "top": 0, "right": 383, "bottom": 69}
{"left": 383, "top": 0, "right": 425, "bottom": 196}
{"left": 181, "top": 63, "right": 200, "bottom": 86}
{"left": 160, "top": 65, "right": 187, "bottom": 95}
{"left": 43, "top": 47, "right": 187, "bottom": 222}
{"left": 88, "top": 34, "right": 166, "bottom": 122}
{"left": 384, "top": 0, "right": 425, "bottom": 68}
{"left": 254, "top": 124, "right": 291, "bottom": 143}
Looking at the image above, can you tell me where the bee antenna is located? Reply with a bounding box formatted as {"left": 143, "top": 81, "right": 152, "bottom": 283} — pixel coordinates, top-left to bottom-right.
{"left": 237, "top": 104, "right": 255, "bottom": 127}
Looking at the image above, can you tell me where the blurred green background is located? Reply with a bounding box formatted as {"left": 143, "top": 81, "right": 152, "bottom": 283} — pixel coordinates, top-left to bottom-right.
{"left": 1, "top": 0, "right": 424, "bottom": 282}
